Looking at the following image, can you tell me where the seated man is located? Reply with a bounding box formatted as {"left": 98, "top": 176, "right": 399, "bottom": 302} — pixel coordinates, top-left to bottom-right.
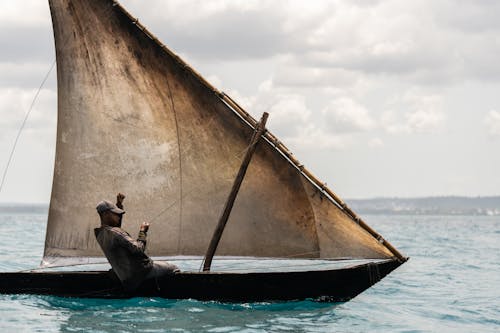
{"left": 95, "top": 193, "right": 179, "bottom": 291}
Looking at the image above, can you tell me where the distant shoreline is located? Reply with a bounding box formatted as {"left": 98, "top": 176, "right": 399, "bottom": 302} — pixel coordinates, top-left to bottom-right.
{"left": 0, "top": 203, "right": 48, "bottom": 214}
{"left": 346, "top": 196, "right": 500, "bottom": 216}
{"left": 1, "top": 196, "right": 499, "bottom": 216}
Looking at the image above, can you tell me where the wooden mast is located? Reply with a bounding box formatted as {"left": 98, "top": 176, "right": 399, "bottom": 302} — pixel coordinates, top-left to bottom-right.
{"left": 202, "top": 112, "right": 269, "bottom": 272}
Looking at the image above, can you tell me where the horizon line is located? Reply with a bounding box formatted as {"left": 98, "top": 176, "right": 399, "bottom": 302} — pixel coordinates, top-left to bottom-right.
{"left": 1, "top": 194, "right": 500, "bottom": 206}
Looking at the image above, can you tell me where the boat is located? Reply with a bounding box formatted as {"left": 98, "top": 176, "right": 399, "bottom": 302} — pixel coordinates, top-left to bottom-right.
{"left": 0, "top": 0, "right": 407, "bottom": 302}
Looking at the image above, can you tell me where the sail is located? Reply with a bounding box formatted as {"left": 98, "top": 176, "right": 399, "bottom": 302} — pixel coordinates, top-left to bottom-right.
{"left": 43, "top": 0, "right": 396, "bottom": 267}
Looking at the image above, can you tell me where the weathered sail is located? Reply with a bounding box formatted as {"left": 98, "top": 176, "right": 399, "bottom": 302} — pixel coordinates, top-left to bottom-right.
{"left": 44, "top": 0, "right": 396, "bottom": 267}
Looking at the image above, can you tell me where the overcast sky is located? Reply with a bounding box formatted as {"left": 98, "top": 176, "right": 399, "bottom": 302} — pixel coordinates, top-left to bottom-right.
{"left": 1, "top": 0, "right": 500, "bottom": 203}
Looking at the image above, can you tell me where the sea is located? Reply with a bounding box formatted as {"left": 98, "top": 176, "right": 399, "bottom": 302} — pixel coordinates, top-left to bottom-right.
{"left": 0, "top": 210, "right": 498, "bottom": 333}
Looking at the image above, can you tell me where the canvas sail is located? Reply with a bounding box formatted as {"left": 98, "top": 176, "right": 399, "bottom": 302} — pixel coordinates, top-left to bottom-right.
{"left": 43, "top": 0, "right": 397, "bottom": 267}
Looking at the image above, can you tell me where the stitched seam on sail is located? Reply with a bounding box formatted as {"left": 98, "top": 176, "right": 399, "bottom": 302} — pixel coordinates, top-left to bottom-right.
{"left": 164, "top": 74, "right": 183, "bottom": 254}
{"left": 299, "top": 177, "right": 321, "bottom": 258}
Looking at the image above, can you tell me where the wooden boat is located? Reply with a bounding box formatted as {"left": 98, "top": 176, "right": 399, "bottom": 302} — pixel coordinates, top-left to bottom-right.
{"left": 0, "top": 0, "right": 407, "bottom": 302}
{"left": 0, "top": 259, "right": 400, "bottom": 302}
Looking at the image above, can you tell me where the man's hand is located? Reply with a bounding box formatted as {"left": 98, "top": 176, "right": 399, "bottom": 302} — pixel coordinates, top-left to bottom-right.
{"left": 140, "top": 222, "right": 150, "bottom": 233}
{"left": 116, "top": 193, "right": 125, "bottom": 208}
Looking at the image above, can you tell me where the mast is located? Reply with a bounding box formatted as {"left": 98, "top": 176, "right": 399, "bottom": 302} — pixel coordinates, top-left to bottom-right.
{"left": 203, "top": 113, "right": 269, "bottom": 271}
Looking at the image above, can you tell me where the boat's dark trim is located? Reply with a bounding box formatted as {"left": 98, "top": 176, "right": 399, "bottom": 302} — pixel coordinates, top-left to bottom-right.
{"left": 0, "top": 259, "right": 402, "bottom": 302}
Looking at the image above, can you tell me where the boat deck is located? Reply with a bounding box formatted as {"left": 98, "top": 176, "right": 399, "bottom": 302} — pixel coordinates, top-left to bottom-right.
{"left": 37, "top": 257, "right": 389, "bottom": 273}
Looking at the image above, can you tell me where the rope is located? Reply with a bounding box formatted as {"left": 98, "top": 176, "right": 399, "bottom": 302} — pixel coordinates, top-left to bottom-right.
{"left": 0, "top": 60, "right": 56, "bottom": 195}
{"left": 0, "top": 2, "right": 115, "bottom": 197}
{"left": 148, "top": 185, "right": 199, "bottom": 223}
{"left": 146, "top": 137, "right": 257, "bottom": 225}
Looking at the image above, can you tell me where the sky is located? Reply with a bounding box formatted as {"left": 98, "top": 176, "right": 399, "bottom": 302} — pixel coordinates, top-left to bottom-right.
{"left": 1, "top": 0, "right": 500, "bottom": 203}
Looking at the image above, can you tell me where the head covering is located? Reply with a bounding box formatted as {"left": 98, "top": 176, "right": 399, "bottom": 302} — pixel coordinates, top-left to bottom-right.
{"left": 96, "top": 200, "right": 125, "bottom": 215}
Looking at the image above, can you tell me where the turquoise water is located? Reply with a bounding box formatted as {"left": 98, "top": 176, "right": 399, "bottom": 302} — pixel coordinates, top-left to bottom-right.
{"left": 0, "top": 212, "right": 498, "bottom": 332}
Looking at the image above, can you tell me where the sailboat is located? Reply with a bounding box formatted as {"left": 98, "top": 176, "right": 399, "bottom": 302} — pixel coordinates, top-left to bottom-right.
{"left": 0, "top": 0, "right": 407, "bottom": 302}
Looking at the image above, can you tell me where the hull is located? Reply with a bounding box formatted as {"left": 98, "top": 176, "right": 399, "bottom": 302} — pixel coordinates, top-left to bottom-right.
{"left": 0, "top": 259, "right": 401, "bottom": 302}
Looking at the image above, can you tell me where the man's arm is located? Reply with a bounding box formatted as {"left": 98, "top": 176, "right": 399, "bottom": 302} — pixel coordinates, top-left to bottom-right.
{"left": 116, "top": 193, "right": 125, "bottom": 209}
{"left": 137, "top": 222, "right": 150, "bottom": 250}
{"left": 114, "top": 226, "right": 148, "bottom": 254}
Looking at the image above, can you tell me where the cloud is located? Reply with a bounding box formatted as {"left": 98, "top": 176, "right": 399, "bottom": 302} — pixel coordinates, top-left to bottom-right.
{"left": 0, "top": 0, "right": 52, "bottom": 64}
{"left": 3, "top": 0, "right": 500, "bottom": 87}
{"left": 368, "top": 137, "right": 384, "bottom": 148}
{"left": 2, "top": 0, "right": 500, "bottom": 201}
{"left": 233, "top": 85, "right": 314, "bottom": 141}
{"left": 0, "top": 88, "right": 56, "bottom": 142}
{"left": 322, "top": 98, "right": 376, "bottom": 133}
{"left": 205, "top": 74, "right": 223, "bottom": 89}
{"left": 220, "top": 78, "right": 352, "bottom": 150}
{"left": 265, "top": 94, "right": 312, "bottom": 138}
{"left": 485, "top": 110, "right": 500, "bottom": 136}
{"left": 126, "top": 0, "right": 500, "bottom": 86}
{"left": 0, "top": 62, "right": 56, "bottom": 89}
{"left": 381, "top": 91, "right": 445, "bottom": 134}
{"left": 283, "top": 126, "right": 349, "bottom": 151}
{"left": 0, "top": 0, "right": 49, "bottom": 26}
{"left": 223, "top": 77, "right": 376, "bottom": 151}
{"left": 0, "top": 27, "right": 53, "bottom": 63}
{"left": 122, "top": 0, "right": 294, "bottom": 60}
{"left": 273, "top": 64, "right": 362, "bottom": 92}
{"left": 437, "top": 0, "right": 500, "bottom": 34}
{"left": 406, "top": 108, "right": 444, "bottom": 133}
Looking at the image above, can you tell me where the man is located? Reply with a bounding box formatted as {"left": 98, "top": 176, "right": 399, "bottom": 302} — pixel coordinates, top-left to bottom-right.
{"left": 95, "top": 193, "right": 179, "bottom": 291}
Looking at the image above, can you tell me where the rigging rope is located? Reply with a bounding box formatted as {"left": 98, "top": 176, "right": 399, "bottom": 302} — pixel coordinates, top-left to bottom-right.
{"left": 1, "top": 1, "right": 117, "bottom": 198}
{"left": 0, "top": 60, "right": 56, "bottom": 195}
{"left": 147, "top": 143, "right": 253, "bottom": 224}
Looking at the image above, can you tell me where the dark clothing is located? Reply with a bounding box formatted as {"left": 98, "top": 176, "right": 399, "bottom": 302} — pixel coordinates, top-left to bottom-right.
{"left": 94, "top": 226, "right": 154, "bottom": 290}
{"left": 146, "top": 261, "right": 180, "bottom": 279}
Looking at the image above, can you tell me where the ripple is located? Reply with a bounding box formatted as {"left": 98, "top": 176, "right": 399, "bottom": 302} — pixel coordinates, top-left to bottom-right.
{"left": 1, "top": 214, "right": 499, "bottom": 332}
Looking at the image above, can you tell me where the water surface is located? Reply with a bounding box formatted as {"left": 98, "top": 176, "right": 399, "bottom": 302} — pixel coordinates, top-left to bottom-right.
{"left": 0, "top": 212, "right": 498, "bottom": 332}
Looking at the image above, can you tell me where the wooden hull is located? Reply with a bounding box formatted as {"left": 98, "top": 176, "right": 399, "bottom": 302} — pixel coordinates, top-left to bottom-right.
{"left": 0, "top": 259, "right": 402, "bottom": 302}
